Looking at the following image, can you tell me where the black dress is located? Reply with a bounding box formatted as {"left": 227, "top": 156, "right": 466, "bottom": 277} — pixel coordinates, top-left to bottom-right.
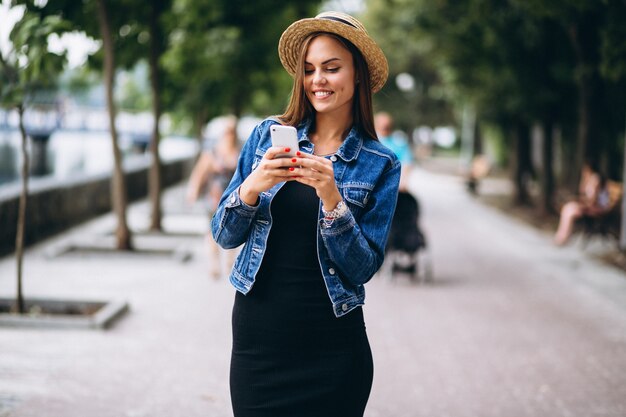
{"left": 230, "top": 181, "right": 373, "bottom": 417}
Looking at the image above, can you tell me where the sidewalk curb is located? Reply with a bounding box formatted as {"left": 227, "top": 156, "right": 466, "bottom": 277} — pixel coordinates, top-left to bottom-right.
{"left": 0, "top": 298, "right": 129, "bottom": 330}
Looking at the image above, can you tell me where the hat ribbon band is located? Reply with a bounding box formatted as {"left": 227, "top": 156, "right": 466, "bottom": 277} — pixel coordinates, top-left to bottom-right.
{"left": 319, "top": 16, "right": 357, "bottom": 29}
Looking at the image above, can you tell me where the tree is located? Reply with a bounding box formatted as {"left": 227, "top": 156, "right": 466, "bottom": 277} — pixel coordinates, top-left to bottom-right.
{"left": 103, "top": 0, "right": 173, "bottom": 232}
{"left": 363, "top": 0, "right": 455, "bottom": 130}
{"left": 162, "top": 0, "right": 320, "bottom": 140}
{"left": 387, "top": 0, "right": 547, "bottom": 204}
{"left": 25, "top": 0, "right": 321, "bottom": 239}
{"left": 145, "top": 1, "right": 171, "bottom": 231}
{"left": 109, "top": 0, "right": 174, "bottom": 232}
{"left": 365, "top": 0, "right": 625, "bottom": 213}
{"left": 94, "top": 0, "right": 132, "bottom": 248}
{"left": 0, "top": 10, "right": 67, "bottom": 313}
{"left": 21, "top": 0, "right": 138, "bottom": 250}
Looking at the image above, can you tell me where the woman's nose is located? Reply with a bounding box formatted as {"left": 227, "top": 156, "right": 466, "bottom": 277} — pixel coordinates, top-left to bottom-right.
{"left": 313, "top": 70, "right": 326, "bottom": 85}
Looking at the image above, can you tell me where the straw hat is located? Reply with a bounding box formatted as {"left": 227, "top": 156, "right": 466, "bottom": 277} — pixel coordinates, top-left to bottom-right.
{"left": 278, "top": 11, "right": 388, "bottom": 93}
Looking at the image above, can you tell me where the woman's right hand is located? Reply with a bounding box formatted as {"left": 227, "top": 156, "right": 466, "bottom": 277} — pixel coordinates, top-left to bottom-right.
{"left": 239, "top": 147, "right": 299, "bottom": 205}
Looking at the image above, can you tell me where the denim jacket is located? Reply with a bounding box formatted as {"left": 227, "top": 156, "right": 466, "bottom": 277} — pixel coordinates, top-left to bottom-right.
{"left": 211, "top": 118, "right": 401, "bottom": 317}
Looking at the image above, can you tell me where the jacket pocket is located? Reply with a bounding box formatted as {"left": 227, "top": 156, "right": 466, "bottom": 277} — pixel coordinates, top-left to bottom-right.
{"left": 342, "top": 184, "right": 371, "bottom": 217}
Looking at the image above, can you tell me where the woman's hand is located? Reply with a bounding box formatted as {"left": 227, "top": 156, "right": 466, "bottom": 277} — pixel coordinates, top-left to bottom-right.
{"left": 291, "top": 152, "right": 342, "bottom": 211}
{"left": 239, "top": 147, "right": 300, "bottom": 205}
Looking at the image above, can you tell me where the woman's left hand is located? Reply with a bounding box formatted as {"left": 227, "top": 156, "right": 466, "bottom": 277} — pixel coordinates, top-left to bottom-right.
{"left": 291, "top": 152, "right": 343, "bottom": 211}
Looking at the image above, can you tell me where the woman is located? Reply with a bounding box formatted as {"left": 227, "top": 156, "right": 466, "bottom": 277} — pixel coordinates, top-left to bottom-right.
{"left": 211, "top": 11, "right": 400, "bottom": 417}
{"left": 554, "top": 161, "right": 610, "bottom": 246}
{"left": 186, "top": 116, "right": 240, "bottom": 211}
{"left": 187, "top": 116, "right": 240, "bottom": 278}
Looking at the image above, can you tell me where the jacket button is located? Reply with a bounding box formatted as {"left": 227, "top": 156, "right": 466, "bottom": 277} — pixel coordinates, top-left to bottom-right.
{"left": 330, "top": 155, "right": 337, "bottom": 162}
{"left": 342, "top": 304, "right": 348, "bottom": 311}
{"left": 328, "top": 268, "right": 336, "bottom": 275}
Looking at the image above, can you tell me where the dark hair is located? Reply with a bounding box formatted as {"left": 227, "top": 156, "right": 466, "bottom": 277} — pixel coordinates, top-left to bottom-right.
{"left": 278, "top": 32, "right": 378, "bottom": 141}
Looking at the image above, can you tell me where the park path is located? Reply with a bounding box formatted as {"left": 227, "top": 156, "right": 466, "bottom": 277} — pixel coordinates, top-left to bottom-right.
{"left": 366, "top": 168, "right": 626, "bottom": 417}
{"left": 1, "top": 166, "right": 625, "bottom": 417}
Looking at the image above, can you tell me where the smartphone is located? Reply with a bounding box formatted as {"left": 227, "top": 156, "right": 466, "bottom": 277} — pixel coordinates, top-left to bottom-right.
{"left": 270, "top": 125, "right": 299, "bottom": 158}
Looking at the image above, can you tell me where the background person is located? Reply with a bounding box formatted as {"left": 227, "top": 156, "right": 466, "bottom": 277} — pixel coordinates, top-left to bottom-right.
{"left": 375, "top": 111, "right": 414, "bottom": 191}
{"left": 553, "top": 161, "right": 611, "bottom": 246}
{"left": 465, "top": 153, "right": 491, "bottom": 195}
{"left": 186, "top": 116, "right": 240, "bottom": 278}
{"left": 210, "top": 12, "right": 400, "bottom": 417}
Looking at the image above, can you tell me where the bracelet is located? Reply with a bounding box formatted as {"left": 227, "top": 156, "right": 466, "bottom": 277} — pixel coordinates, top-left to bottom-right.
{"left": 322, "top": 200, "right": 348, "bottom": 220}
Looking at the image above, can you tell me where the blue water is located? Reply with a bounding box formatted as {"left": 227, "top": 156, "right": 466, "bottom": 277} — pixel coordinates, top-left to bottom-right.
{"left": 0, "top": 129, "right": 198, "bottom": 186}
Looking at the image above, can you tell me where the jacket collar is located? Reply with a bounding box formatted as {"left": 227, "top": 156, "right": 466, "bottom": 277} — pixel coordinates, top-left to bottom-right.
{"left": 299, "top": 118, "right": 363, "bottom": 162}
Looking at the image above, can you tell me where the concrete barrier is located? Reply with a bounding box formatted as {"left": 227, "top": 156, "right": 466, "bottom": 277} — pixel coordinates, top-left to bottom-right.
{"left": 0, "top": 155, "right": 195, "bottom": 257}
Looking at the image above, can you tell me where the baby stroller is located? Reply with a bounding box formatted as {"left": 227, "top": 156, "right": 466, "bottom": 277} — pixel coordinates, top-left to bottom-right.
{"left": 381, "top": 191, "right": 432, "bottom": 283}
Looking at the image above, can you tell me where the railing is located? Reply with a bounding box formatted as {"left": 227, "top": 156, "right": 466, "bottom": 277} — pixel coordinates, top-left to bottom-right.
{"left": 0, "top": 105, "right": 163, "bottom": 140}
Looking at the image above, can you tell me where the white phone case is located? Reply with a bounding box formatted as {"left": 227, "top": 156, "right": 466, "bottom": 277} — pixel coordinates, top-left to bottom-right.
{"left": 270, "top": 125, "right": 298, "bottom": 158}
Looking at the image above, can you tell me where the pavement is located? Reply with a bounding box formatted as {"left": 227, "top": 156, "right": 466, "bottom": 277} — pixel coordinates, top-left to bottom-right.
{"left": 1, "top": 165, "right": 626, "bottom": 417}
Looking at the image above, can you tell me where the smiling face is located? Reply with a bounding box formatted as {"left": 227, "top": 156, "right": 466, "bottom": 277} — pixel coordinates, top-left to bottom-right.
{"left": 303, "top": 34, "right": 356, "bottom": 118}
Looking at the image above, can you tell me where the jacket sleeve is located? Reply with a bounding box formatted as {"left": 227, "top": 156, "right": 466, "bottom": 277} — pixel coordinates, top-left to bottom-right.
{"left": 319, "top": 159, "right": 401, "bottom": 286}
{"left": 210, "top": 124, "right": 262, "bottom": 249}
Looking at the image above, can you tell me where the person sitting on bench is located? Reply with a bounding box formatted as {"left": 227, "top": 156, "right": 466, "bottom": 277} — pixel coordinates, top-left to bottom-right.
{"left": 554, "top": 161, "right": 611, "bottom": 246}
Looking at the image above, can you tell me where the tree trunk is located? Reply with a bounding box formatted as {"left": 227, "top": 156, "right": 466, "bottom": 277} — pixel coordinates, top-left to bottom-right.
{"left": 619, "top": 110, "right": 626, "bottom": 251}
{"left": 14, "top": 105, "right": 28, "bottom": 314}
{"left": 539, "top": 120, "right": 555, "bottom": 215}
{"left": 460, "top": 103, "right": 476, "bottom": 169}
{"left": 148, "top": 2, "right": 163, "bottom": 231}
{"left": 473, "top": 119, "right": 482, "bottom": 155}
{"left": 561, "top": 124, "right": 579, "bottom": 193}
{"left": 97, "top": 0, "right": 132, "bottom": 250}
{"left": 193, "top": 109, "right": 207, "bottom": 146}
{"left": 567, "top": 17, "right": 604, "bottom": 179}
{"left": 512, "top": 122, "right": 533, "bottom": 206}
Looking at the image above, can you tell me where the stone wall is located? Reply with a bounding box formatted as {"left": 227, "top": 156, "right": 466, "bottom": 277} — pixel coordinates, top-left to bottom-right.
{"left": 0, "top": 156, "right": 195, "bottom": 257}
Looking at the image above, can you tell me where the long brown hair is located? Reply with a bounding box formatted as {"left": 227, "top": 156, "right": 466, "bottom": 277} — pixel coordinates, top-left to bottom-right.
{"left": 278, "top": 33, "right": 378, "bottom": 141}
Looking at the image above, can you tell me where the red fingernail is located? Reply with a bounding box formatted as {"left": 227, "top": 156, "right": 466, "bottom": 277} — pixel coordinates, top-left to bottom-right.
{"left": 291, "top": 158, "right": 297, "bottom": 163}
{"left": 284, "top": 147, "right": 291, "bottom": 152}
{"left": 289, "top": 167, "right": 295, "bottom": 171}
{"left": 296, "top": 151, "right": 301, "bottom": 156}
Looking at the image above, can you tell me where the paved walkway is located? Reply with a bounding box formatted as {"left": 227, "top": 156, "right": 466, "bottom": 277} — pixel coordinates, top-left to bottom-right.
{"left": 1, "top": 167, "right": 626, "bottom": 417}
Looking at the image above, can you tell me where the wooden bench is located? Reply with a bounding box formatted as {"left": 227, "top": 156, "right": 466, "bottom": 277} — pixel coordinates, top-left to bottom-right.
{"left": 577, "top": 180, "right": 623, "bottom": 248}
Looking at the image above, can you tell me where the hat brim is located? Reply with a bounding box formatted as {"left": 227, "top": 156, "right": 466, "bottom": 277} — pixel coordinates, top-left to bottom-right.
{"left": 278, "top": 18, "right": 388, "bottom": 93}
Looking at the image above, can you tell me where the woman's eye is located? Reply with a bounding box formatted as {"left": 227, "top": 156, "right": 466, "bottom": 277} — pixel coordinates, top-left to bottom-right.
{"left": 304, "top": 69, "right": 314, "bottom": 75}
{"left": 326, "top": 67, "right": 339, "bottom": 73}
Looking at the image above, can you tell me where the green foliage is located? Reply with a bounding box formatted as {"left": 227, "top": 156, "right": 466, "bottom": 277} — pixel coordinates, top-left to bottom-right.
{"left": 58, "top": 66, "right": 101, "bottom": 105}
{"left": 17, "top": 0, "right": 322, "bottom": 133}
{"left": 599, "top": 0, "right": 626, "bottom": 81}
{"left": 17, "top": 0, "right": 170, "bottom": 76}
{"left": 116, "top": 61, "right": 151, "bottom": 111}
{"left": 0, "top": 12, "right": 68, "bottom": 108}
{"left": 363, "top": 0, "right": 455, "bottom": 130}
{"left": 161, "top": 0, "right": 320, "bottom": 129}
{"left": 366, "top": 0, "right": 626, "bottom": 180}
